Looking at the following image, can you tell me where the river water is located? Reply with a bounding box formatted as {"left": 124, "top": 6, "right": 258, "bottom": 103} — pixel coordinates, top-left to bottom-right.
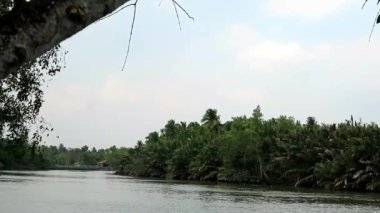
{"left": 0, "top": 170, "right": 380, "bottom": 213}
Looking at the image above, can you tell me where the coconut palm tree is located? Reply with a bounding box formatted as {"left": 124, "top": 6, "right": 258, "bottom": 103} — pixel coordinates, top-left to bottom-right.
{"left": 201, "top": 109, "right": 221, "bottom": 134}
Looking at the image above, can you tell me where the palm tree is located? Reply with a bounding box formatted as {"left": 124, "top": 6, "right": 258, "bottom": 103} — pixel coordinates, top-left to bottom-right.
{"left": 201, "top": 109, "right": 221, "bottom": 134}
{"left": 162, "top": 120, "right": 176, "bottom": 139}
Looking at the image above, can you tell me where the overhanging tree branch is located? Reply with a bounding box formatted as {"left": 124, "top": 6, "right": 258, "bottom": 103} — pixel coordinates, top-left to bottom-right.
{"left": 0, "top": 0, "right": 132, "bottom": 80}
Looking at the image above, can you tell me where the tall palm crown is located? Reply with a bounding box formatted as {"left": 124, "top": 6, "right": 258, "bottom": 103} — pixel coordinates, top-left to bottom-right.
{"left": 201, "top": 109, "right": 221, "bottom": 133}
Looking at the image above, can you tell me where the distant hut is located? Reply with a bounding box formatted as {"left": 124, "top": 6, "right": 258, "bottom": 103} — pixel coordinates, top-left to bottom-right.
{"left": 97, "top": 160, "right": 108, "bottom": 169}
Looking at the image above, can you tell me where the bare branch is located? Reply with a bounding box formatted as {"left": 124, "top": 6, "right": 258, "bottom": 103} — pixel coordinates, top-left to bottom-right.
{"left": 172, "top": 0, "right": 195, "bottom": 21}
{"left": 113, "top": 0, "right": 194, "bottom": 70}
{"left": 362, "top": 0, "right": 368, "bottom": 9}
{"left": 172, "top": 0, "right": 182, "bottom": 30}
{"left": 122, "top": 0, "right": 138, "bottom": 71}
{"left": 98, "top": 3, "right": 136, "bottom": 22}
{"left": 369, "top": 9, "right": 380, "bottom": 41}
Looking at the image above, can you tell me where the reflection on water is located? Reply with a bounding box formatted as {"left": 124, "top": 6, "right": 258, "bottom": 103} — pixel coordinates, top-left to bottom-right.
{"left": 1, "top": 171, "right": 90, "bottom": 179}
{"left": 0, "top": 178, "right": 28, "bottom": 183}
{"left": 0, "top": 170, "right": 380, "bottom": 213}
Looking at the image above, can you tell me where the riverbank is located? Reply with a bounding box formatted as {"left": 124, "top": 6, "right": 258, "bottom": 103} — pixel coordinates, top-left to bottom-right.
{"left": 49, "top": 165, "right": 110, "bottom": 171}
{"left": 0, "top": 167, "right": 110, "bottom": 172}
{"left": 115, "top": 171, "right": 380, "bottom": 193}
{"left": 115, "top": 108, "right": 380, "bottom": 193}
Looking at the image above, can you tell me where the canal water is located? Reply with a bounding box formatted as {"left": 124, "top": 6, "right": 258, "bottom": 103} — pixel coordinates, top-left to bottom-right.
{"left": 0, "top": 170, "right": 380, "bottom": 213}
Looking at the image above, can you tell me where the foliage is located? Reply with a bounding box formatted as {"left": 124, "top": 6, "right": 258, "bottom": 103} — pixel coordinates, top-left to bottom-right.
{"left": 0, "top": 44, "right": 66, "bottom": 167}
{"left": 0, "top": 138, "right": 48, "bottom": 169}
{"left": 0, "top": 142, "right": 130, "bottom": 170}
{"left": 0, "top": 0, "right": 67, "bottom": 167}
{"left": 116, "top": 107, "right": 380, "bottom": 192}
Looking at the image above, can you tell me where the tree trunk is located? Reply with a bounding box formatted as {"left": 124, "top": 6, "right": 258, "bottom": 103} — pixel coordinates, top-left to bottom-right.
{"left": 0, "top": 0, "right": 131, "bottom": 80}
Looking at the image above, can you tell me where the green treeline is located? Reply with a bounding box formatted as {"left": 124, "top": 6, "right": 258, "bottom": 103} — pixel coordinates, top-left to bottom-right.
{"left": 116, "top": 106, "right": 380, "bottom": 192}
{"left": 40, "top": 145, "right": 128, "bottom": 169}
{"left": 0, "top": 141, "right": 128, "bottom": 170}
{"left": 0, "top": 139, "right": 48, "bottom": 170}
{"left": 2, "top": 106, "right": 380, "bottom": 192}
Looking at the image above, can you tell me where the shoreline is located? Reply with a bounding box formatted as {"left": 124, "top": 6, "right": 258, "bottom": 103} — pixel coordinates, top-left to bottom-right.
{"left": 115, "top": 173, "right": 380, "bottom": 194}
{"left": 2, "top": 169, "right": 379, "bottom": 194}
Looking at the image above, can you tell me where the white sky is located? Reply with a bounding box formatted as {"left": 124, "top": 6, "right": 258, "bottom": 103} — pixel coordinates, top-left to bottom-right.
{"left": 40, "top": 0, "right": 380, "bottom": 148}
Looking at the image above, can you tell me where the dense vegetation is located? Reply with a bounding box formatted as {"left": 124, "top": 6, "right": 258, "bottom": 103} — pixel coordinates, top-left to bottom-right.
{"left": 0, "top": 0, "right": 67, "bottom": 171}
{"left": 40, "top": 144, "right": 128, "bottom": 169}
{"left": 0, "top": 143, "right": 128, "bottom": 170}
{"left": 116, "top": 107, "right": 380, "bottom": 192}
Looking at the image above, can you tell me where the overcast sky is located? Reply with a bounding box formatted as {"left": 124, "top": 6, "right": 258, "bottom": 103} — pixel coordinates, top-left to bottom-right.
{"left": 40, "top": 0, "right": 380, "bottom": 148}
